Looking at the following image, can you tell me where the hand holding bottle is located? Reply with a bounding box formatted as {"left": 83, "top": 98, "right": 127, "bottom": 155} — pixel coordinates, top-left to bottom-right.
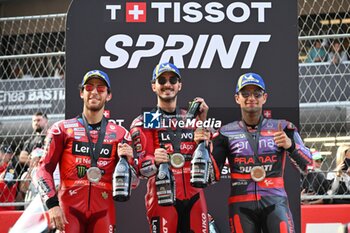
{"left": 192, "top": 97, "right": 209, "bottom": 122}
{"left": 117, "top": 143, "right": 133, "bottom": 162}
{"left": 113, "top": 141, "right": 133, "bottom": 202}
{"left": 188, "top": 97, "right": 209, "bottom": 122}
{"left": 194, "top": 127, "right": 211, "bottom": 145}
{"left": 154, "top": 147, "right": 170, "bottom": 166}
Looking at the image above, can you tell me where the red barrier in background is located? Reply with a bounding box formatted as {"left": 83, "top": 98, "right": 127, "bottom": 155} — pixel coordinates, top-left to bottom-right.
{"left": 0, "top": 211, "right": 23, "bottom": 233}
{"left": 301, "top": 204, "right": 350, "bottom": 233}
{"left": 1, "top": 204, "right": 350, "bottom": 233}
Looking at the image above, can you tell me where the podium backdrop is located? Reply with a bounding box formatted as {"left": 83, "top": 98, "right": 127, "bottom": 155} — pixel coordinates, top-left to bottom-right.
{"left": 66, "top": 0, "right": 299, "bottom": 232}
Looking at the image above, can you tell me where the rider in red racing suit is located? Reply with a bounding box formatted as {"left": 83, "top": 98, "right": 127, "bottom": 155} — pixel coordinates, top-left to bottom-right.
{"left": 36, "top": 116, "right": 135, "bottom": 233}
{"left": 130, "top": 108, "right": 219, "bottom": 233}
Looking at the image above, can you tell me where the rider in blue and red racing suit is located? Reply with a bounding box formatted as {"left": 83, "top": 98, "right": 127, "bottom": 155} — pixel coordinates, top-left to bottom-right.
{"left": 130, "top": 108, "right": 219, "bottom": 233}
{"left": 212, "top": 72, "right": 312, "bottom": 233}
{"left": 212, "top": 119, "right": 312, "bottom": 233}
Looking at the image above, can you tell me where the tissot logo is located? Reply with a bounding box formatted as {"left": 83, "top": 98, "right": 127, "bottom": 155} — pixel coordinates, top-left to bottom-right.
{"left": 106, "top": 2, "right": 271, "bottom": 23}
{"left": 72, "top": 141, "right": 112, "bottom": 158}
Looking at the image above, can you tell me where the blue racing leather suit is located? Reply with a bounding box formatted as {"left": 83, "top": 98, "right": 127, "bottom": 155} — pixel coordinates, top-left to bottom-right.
{"left": 212, "top": 118, "right": 312, "bottom": 233}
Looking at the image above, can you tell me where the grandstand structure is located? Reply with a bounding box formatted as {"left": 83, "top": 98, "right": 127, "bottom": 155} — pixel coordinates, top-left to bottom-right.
{"left": 0, "top": 0, "right": 350, "bottom": 207}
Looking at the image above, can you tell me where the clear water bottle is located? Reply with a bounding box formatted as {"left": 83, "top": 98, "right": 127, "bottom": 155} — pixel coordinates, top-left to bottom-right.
{"left": 113, "top": 155, "right": 132, "bottom": 202}
{"left": 190, "top": 141, "right": 210, "bottom": 188}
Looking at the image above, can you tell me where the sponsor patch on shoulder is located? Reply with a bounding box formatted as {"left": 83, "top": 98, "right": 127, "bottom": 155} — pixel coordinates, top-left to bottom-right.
{"left": 229, "top": 133, "right": 246, "bottom": 140}
{"left": 65, "top": 119, "right": 77, "bottom": 124}
{"left": 64, "top": 123, "right": 78, "bottom": 128}
{"left": 50, "top": 124, "right": 61, "bottom": 135}
{"left": 67, "top": 128, "right": 74, "bottom": 135}
{"left": 107, "top": 132, "right": 117, "bottom": 139}
{"left": 74, "top": 127, "right": 85, "bottom": 132}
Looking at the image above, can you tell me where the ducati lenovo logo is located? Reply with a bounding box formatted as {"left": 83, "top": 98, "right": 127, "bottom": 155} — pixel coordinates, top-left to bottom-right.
{"left": 102, "top": 1, "right": 272, "bottom": 69}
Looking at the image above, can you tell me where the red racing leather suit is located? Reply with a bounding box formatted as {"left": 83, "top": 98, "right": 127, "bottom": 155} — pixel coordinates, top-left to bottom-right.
{"left": 36, "top": 116, "right": 133, "bottom": 233}
{"left": 130, "top": 108, "right": 219, "bottom": 233}
{"left": 212, "top": 118, "right": 312, "bottom": 233}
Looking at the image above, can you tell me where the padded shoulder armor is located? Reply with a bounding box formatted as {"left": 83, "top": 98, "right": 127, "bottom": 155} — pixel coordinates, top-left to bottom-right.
{"left": 220, "top": 121, "right": 241, "bottom": 136}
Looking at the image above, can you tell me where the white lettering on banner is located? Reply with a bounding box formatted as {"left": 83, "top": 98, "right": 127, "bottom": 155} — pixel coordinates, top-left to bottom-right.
{"left": 106, "top": 5, "right": 121, "bottom": 20}
{"left": 0, "top": 91, "right": 25, "bottom": 103}
{"left": 205, "top": 2, "right": 225, "bottom": 23}
{"left": 150, "top": 2, "right": 271, "bottom": 23}
{"left": 4, "top": 103, "right": 52, "bottom": 111}
{"left": 108, "top": 119, "right": 125, "bottom": 127}
{"left": 0, "top": 89, "right": 65, "bottom": 104}
{"left": 129, "top": 35, "right": 164, "bottom": 68}
{"left": 221, "top": 165, "right": 231, "bottom": 175}
{"left": 100, "top": 34, "right": 270, "bottom": 69}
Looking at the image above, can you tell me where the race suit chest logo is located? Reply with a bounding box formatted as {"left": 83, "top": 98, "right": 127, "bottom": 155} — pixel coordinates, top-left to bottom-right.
{"left": 72, "top": 141, "right": 112, "bottom": 158}
{"left": 234, "top": 138, "right": 275, "bottom": 154}
{"left": 158, "top": 129, "right": 194, "bottom": 142}
{"left": 234, "top": 155, "right": 279, "bottom": 175}
{"left": 76, "top": 165, "right": 106, "bottom": 179}
{"left": 102, "top": 2, "right": 272, "bottom": 69}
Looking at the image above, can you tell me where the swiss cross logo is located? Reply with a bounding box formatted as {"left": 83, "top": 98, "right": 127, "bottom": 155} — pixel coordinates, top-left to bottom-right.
{"left": 126, "top": 2, "right": 146, "bottom": 23}
{"left": 263, "top": 110, "right": 272, "bottom": 118}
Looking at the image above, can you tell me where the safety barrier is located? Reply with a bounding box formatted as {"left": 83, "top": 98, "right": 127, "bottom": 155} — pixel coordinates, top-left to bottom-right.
{"left": 1, "top": 204, "right": 350, "bottom": 233}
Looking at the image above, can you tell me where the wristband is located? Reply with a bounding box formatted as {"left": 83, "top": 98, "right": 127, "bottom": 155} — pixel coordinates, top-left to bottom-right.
{"left": 46, "top": 195, "right": 59, "bottom": 209}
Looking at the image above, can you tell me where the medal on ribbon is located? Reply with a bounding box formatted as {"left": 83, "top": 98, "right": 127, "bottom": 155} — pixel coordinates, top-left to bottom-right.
{"left": 250, "top": 166, "right": 266, "bottom": 182}
{"left": 170, "top": 153, "right": 185, "bottom": 168}
{"left": 86, "top": 166, "right": 102, "bottom": 183}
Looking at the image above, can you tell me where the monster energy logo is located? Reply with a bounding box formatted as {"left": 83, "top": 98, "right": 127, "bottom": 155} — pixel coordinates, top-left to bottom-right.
{"left": 77, "top": 165, "right": 87, "bottom": 178}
